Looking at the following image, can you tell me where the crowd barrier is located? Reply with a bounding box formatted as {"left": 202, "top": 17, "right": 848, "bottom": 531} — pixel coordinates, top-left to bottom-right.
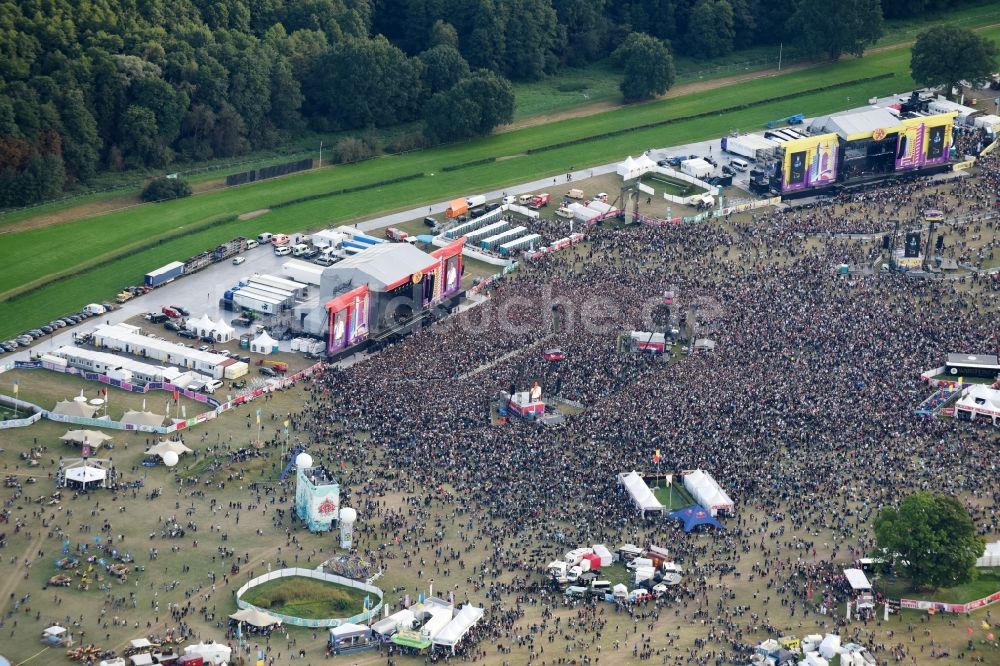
{"left": 235, "top": 567, "right": 384, "bottom": 628}
{"left": 0, "top": 359, "right": 323, "bottom": 432}
{"left": 898, "top": 590, "right": 1000, "bottom": 614}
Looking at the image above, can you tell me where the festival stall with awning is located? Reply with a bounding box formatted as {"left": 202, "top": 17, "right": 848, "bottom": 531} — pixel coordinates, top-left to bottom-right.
{"left": 121, "top": 410, "right": 167, "bottom": 428}
{"left": 667, "top": 506, "right": 723, "bottom": 533}
{"left": 229, "top": 607, "right": 281, "bottom": 627}
{"left": 60, "top": 429, "right": 113, "bottom": 449}
{"left": 51, "top": 399, "right": 98, "bottom": 418}
{"left": 144, "top": 440, "right": 193, "bottom": 458}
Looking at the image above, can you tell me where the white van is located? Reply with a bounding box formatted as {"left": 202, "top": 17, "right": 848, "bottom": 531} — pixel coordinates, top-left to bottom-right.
{"left": 729, "top": 157, "right": 750, "bottom": 172}
{"left": 590, "top": 580, "right": 611, "bottom": 593}
{"left": 246, "top": 239, "right": 259, "bottom": 249}
{"left": 292, "top": 243, "right": 310, "bottom": 257}
{"left": 202, "top": 379, "right": 224, "bottom": 393}
{"left": 257, "top": 232, "right": 273, "bottom": 244}
{"left": 84, "top": 303, "right": 106, "bottom": 316}
{"left": 274, "top": 245, "right": 292, "bottom": 256}
{"left": 517, "top": 194, "right": 534, "bottom": 205}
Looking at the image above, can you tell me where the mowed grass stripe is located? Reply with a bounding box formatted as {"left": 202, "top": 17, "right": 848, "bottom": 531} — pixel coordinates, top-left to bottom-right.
{"left": 1, "top": 28, "right": 998, "bottom": 338}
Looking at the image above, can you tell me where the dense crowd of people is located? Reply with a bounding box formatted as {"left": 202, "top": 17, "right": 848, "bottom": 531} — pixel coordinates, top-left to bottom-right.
{"left": 292, "top": 154, "right": 999, "bottom": 662}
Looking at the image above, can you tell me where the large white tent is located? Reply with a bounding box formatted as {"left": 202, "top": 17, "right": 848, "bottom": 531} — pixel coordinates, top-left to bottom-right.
{"left": 683, "top": 469, "right": 734, "bottom": 516}
{"left": 618, "top": 471, "right": 666, "bottom": 516}
{"left": 433, "top": 604, "right": 485, "bottom": 651}
{"left": 145, "top": 440, "right": 193, "bottom": 458}
{"left": 65, "top": 465, "right": 107, "bottom": 486}
{"left": 616, "top": 154, "right": 657, "bottom": 180}
{"left": 182, "top": 642, "right": 231, "bottom": 665}
{"left": 372, "top": 608, "right": 415, "bottom": 637}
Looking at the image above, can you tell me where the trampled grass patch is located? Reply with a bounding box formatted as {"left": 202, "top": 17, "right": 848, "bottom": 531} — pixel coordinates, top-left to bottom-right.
{"left": 1, "top": 27, "right": 999, "bottom": 339}
{"left": 241, "top": 576, "right": 368, "bottom": 619}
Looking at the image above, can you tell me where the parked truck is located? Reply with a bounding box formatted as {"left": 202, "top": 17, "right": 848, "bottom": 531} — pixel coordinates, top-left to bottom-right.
{"left": 446, "top": 198, "right": 469, "bottom": 219}
{"left": 465, "top": 195, "right": 487, "bottom": 208}
{"left": 529, "top": 193, "right": 552, "bottom": 209}
{"left": 720, "top": 134, "right": 779, "bottom": 161}
{"left": 145, "top": 261, "right": 185, "bottom": 288}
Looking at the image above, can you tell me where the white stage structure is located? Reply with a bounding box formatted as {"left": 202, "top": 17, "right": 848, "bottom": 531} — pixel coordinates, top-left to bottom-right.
{"left": 618, "top": 471, "right": 666, "bottom": 517}
{"left": 683, "top": 469, "right": 734, "bottom": 516}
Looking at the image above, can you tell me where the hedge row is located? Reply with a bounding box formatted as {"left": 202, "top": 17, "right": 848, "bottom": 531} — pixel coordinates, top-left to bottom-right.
{"left": 270, "top": 171, "right": 426, "bottom": 211}
{"left": 525, "top": 73, "right": 896, "bottom": 156}
{"left": 441, "top": 156, "right": 497, "bottom": 172}
{"left": 3, "top": 214, "right": 239, "bottom": 304}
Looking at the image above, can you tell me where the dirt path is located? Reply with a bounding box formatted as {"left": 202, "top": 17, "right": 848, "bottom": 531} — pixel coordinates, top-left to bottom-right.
{"left": 498, "top": 22, "right": 1000, "bottom": 133}
{"left": 0, "top": 528, "right": 46, "bottom": 613}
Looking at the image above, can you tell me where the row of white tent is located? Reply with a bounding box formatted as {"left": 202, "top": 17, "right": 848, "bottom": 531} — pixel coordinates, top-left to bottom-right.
{"left": 186, "top": 314, "right": 235, "bottom": 343}
{"left": 369, "top": 601, "right": 485, "bottom": 651}
{"left": 619, "top": 469, "right": 735, "bottom": 517}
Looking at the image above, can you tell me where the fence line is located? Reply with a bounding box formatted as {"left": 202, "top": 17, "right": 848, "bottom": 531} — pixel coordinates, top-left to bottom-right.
{"left": 235, "top": 567, "right": 384, "bottom": 628}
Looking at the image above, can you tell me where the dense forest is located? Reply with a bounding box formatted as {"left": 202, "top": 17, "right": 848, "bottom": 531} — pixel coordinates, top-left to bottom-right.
{"left": 0, "top": 0, "right": 982, "bottom": 206}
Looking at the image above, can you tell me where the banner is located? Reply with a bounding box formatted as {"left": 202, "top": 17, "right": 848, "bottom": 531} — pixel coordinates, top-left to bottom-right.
{"left": 781, "top": 134, "right": 839, "bottom": 192}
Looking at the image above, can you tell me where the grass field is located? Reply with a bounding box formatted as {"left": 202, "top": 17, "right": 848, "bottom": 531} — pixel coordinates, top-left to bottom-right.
{"left": 2, "top": 26, "right": 1000, "bottom": 339}
{"left": 240, "top": 576, "right": 369, "bottom": 619}
{"left": 652, "top": 482, "right": 697, "bottom": 510}
{"left": 641, "top": 173, "right": 709, "bottom": 198}
{"left": 879, "top": 568, "right": 1000, "bottom": 604}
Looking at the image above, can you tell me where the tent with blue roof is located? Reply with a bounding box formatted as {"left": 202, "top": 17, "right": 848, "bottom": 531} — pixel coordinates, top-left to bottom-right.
{"left": 668, "top": 505, "right": 723, "bottom": 532}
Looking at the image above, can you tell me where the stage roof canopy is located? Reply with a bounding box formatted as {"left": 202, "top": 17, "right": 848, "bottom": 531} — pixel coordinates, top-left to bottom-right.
{"left": 327, "top": 242, "right": 435, "bottom": 291}
{"left": 820, "top": 107, "right": 901, "bottom": 140}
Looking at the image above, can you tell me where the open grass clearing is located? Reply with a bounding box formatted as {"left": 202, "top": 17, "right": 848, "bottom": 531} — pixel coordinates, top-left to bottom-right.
{"left": 652, "top": 482, "right": 697, "bottom": 510}
{"left": 879, "top": 568, "right": 1000, "bottom": 604}
{"left": 240, "top": 576, "right": 369, "bottom": 619}
{"left": 640, "top": 173, "right": 709, "bottom": 198}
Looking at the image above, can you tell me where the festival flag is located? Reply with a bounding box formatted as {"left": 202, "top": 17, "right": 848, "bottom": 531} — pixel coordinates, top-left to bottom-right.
{"left": 142, "top": 398, "right": 146, "bottom": 411}
{"left": 653, "top": 449, "right": 661, "bottom": 463}
{"left": 364, "top": 595, "right": 371, "bottom": 610}
{"left": 101, "top": 386, "right": 107, "bottom": 396}
{"left": 12, "top": 379, "right": 18, "bottom": 395}
{"left": 172, "top": 389, "right": 180, "bottom": 402}
{"left": 181, "top": 404, "right": 186, "bottom": 419}
{"left": 255, "top": 408, "right": 261, "bottom": 425}
{"left": 418, "top": 592, "right": 425, "bottom": 604}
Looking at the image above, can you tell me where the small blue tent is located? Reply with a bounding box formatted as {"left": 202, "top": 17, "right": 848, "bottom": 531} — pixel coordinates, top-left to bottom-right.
{"left": 668, "top": 505, "right": 723, "bottom": 533}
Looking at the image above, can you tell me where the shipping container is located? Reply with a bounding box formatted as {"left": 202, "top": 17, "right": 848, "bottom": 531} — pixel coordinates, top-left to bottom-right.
{"left": 145, "top": 261, "right": 185, "bottom": 288}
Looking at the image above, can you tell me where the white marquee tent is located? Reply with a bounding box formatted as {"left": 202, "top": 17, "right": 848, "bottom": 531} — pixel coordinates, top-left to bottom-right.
{"left": 372, "top": 608, "right": 416, "bottom": 637}
{"left": 251, "top": 331, "right": 279, "bottom": 355}
{"left": 683, "top": 469, "right": 734, "bottom": 516}
{"left": 182, "top": 642, "right": 231, "bottom": 665}
{"left": 432, "top": 604, "right": 484, "bottom": 651}
{"left": 617, "top": 154, "right": 657, "bottom": 181}
{"left": 618, "top": 471, "right": 666, "bottom": 517}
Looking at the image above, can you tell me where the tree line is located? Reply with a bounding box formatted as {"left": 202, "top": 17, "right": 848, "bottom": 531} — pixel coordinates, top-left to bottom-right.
{"left": 0, "top": 0, "right": 985, "bottom": 207}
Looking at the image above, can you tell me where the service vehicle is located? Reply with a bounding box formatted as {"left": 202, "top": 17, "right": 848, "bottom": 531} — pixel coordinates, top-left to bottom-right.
{"left": 233, "top": 256, "right": 246, "bottom": 265}
{"left": 170, "top": 305, "right": 190, "bottom": 316}
{"left": 518, "top": 194, "right": 534, "bottom": 205}
{"left": 529, "top": 193, "right": 551, "bottom": 209}
{"left": 259, "top": 366, "right": 278, "bottom": 377}
{"left": 275, "top": 245, "right": 292, "bottom": 256}
{"left": 292, "top": 243, "right": 310, "bottom": 256}
{"left": 465, "top": 195, "right": 486, "bottom": 208}
{"left": 246, "top": 239, "right": 260, "bottom": 249}
{"left": 567, "top": 188, "right": 584, "bottom": 199}
{"left": 271, "top": 233, "right": 290, "bottom": 246}
{"left": 161, "top": 306, "right": 183, "bottom": 318}
{"left": 257, "top": 232, "right": 273, "bottom": 243}
{"left": 164, "top": 321, "right": 182, "bottom": 332}
{"left": 84, "top": 303, "right": 106, "bottom": 316}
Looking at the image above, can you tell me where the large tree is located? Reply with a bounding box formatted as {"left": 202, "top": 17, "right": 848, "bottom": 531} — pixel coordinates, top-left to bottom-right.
{"left": 874, "top": 493, "right": 985, "bottom": 590}
{"left": 423, "top": 71, "right": 514, "bottom": 142}
{"left": 612, "top": 32, "right": 675, "bottom": 103}
{"left": 910, "top": 26, "right": 999, "bottom": 97}
{"left": 787, "top": 0, "right": 883, "bottom": 61}
{"left": 686, "top": 0, "right": 735, "bottom": 59}
{"left": 419, "top": 44, "right": 470, "bottom": 94}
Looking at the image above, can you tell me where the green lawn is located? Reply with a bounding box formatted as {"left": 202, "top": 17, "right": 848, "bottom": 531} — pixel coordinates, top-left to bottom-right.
{"left": 652, "top": 482, "right": 696, "bottom": 510}
{"left": 641, "top": 174, "right": 709, "bottom": 198}
{"left": 2, "top": 26, "right": 999, "bottom": 338}
{"left": 879, "top": 568, "right": 1000, "bottom": 604}
{"left": 240, "top": 576, "right": 369, "bottom": 619}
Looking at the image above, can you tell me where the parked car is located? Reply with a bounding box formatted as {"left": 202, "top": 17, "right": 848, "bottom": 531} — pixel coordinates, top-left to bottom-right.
{"left": 170, "top": 305, "right": 190, "bottom": 316}
{"left": 178, "top": 330, "right": 197, "bottom": 339}
{"left": 161, "top": 306, "right": 182, "bottom": 318}
{"left": 16, "top": 335, "right": 33, "bottom": 346}
{"left": 721, "top": 165, "right": 735, "bottom": 176}
{"left": 164, "top": 321, "right": 182, "bottom": 332}
{"left": 201, "top": 379, "right": 224, "bottom": 393}
{"left": 40, "top": 326, "right": 53, "bottom": 334}
{"left": 423, "top": 216, "right": 438, "bottom": 228}
{"left": 231, "top": 317, "right": 251, "bottom": 328}
{"left": 145, "top": 313, "right": 168, "bottom": 323}
{"left": 101, "top": 302, "right": 114, "bottom": 312}
{"left": 274, "top": 245, "right": 292, "bottom": 256}
{"left": 237, "top": 355, "right": 251, "bottom": 364}
{"left": 233, "top": 256, "right": 246, "bottom": 265}
{"left": 28, "top": 329, "right": 44, "bottom": 338}
{"left": 1, "top": 342, "right": 16, "bottom": 352}
{"left": 199, "top": 344, "right": 210, "bottom": 351}
{"left": 302, "top": 248, "right": 320, "bottom": 260}
{"left": 259, "top": 366, "right": 278, "bottom": 377}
